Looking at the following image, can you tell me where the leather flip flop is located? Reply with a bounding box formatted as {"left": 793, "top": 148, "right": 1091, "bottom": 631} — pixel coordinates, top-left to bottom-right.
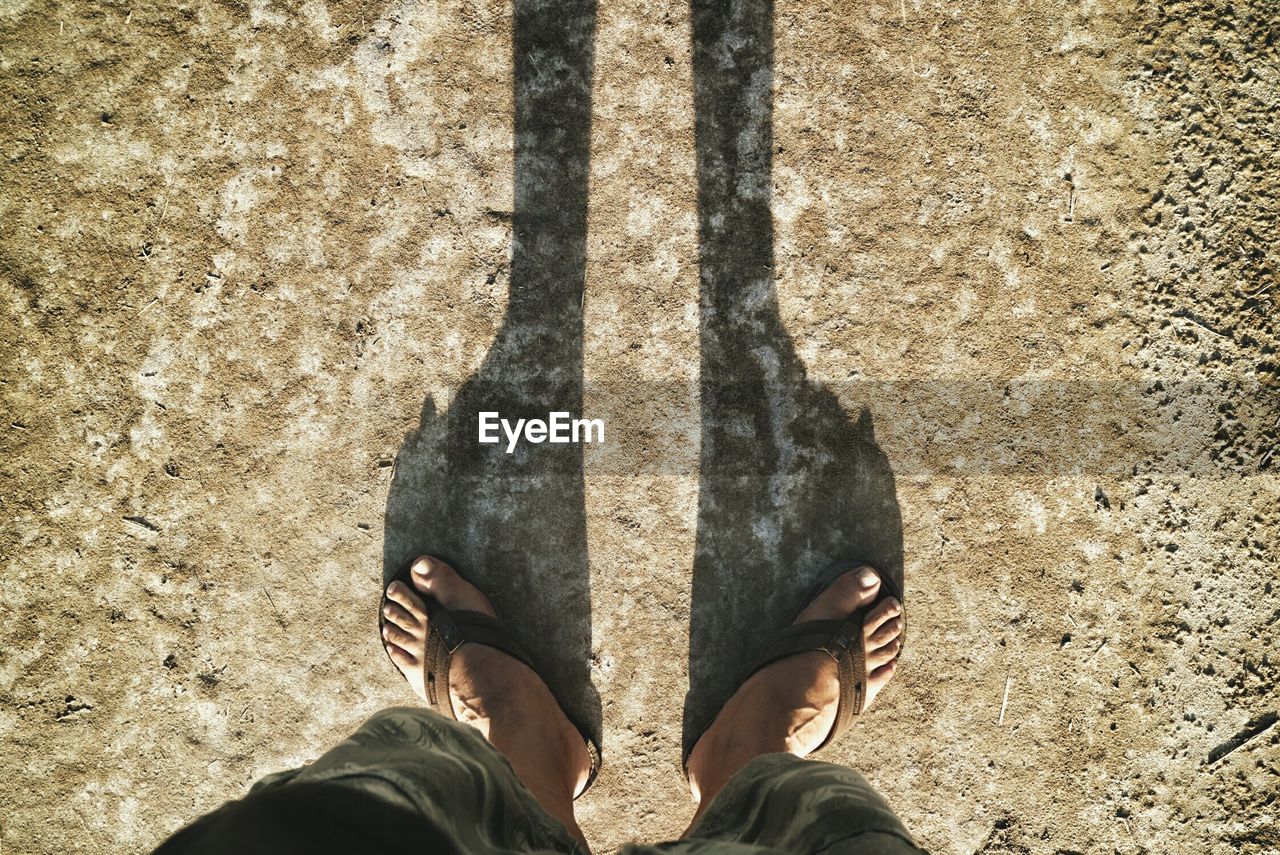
{"left": 683, "top": 563, "right": 903, "bottom": 777}
{"left": 379, "top": 562, "right": 602, "bottom": 797}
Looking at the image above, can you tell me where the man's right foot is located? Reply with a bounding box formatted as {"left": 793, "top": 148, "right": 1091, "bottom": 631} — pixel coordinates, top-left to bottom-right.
{"left": 381, "top": 556, "right": 592, "bottom": 842}
{"left": 685, "top": 566, "right": 903, "bottom": 818}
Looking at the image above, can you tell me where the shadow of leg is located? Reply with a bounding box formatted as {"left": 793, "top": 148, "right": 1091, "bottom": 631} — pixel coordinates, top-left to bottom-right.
{"left": 684, "top": 0, "right": 905, "bottom": 757}
{"left": 383, "top": 0, "right": 601, "bottom": 747}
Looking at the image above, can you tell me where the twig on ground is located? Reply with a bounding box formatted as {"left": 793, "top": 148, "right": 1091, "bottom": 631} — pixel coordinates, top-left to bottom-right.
{"left": 1206, "top": 711, "right": 1278, "bottom": 765}
{"left": 1172, "top": 309, "right": 1228, "bottom": 338}
{"left": 264, "top": 589, "right": 287, "bottom": 630}
{"left": 1086, "top": 638, "right": 1108, "bottom": 664}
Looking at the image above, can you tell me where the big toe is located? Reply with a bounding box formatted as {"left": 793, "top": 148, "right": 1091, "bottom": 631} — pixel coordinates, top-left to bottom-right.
{"left": 795, "top": 565, "right": 882, "bottom": 623}
{"left": 409, "top": 555, "right": 497, "bottom": 617}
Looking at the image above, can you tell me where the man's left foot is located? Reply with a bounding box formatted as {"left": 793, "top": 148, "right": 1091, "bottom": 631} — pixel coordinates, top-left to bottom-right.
{"left": 685, "top": 566, "right": 902, "bottom": 819}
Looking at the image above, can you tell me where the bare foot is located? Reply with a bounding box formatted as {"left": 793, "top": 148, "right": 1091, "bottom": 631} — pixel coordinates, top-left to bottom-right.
{"left": 381, "top": 556, "right": 593, "bottom": 844}
{"left": 684, "top": 565, "right": 903, "bottom": 826}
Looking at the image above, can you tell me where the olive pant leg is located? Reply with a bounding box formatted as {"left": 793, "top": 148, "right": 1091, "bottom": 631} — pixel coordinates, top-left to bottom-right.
{"left": 248, "top": 706, "right": 583, "bottom": 854}
{"left": 623, "top": 754, "right": 923, "bottom": 855}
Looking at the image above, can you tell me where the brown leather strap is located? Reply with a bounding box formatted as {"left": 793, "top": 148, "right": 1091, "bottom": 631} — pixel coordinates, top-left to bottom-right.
{"left": 423, "top": 602, "right": 538, "bottom": 718}
{"left": 746, "top": 608, "right": 871, "bottom": 752}
{"left": 817, "top": 611, "right": 868, "bottom": 752}
{"left": 423, "top": 619, "right": 453, "bottom": 717}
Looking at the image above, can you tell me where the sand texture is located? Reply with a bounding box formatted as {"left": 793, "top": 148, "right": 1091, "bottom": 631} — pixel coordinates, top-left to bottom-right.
{"left": 1, "top": 0, "right": 1277, "bottom": 851}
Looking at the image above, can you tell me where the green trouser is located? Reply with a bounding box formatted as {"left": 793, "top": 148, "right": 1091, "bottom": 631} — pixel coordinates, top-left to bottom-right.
{"left": 160, "top": 707, "right": 923, "bottom": 854}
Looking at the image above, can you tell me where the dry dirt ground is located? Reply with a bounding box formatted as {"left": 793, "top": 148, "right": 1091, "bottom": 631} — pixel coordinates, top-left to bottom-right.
{"left": 2, "top": 0, "right": 1278, "bottom": 852}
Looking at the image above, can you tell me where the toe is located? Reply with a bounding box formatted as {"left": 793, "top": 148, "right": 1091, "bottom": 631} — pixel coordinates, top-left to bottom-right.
{"left": 864, "top": 597, "right": 902, "bottom": 641}
{"left": 867, "top": 658, "right": 896, "bottom": 694}
{"left": 411, "top": 556, "right": 457, "bottom": 599}
{"left": 386, "top": 581, "right": 427, "bottom": 619}
{"left": 386, "top": 643, "right": 417, "bottom": 671}
{"left": 797, "top": 565, "right": 882, "bottom": 622}
{"left": 383, "top": 621, "right": 417, "bottom": 650}
{"left": 867, "top": 615, "right": 903, "bottom": 649}
{"left": 867, "top": 636, "right": 901, "bottom": 669}
{"left": 409, "top": 555, "right": 496, "bottom": 616}
{"left": 410, "top": 555, "right": 465, "bottom": 595}
{"left": 383, "top": 600, "right": 420, "bottom": 634}
{"left": 410, "top": 555, "right": 445, "bottom": 587}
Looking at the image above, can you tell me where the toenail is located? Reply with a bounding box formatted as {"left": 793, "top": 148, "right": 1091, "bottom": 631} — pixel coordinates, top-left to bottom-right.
{"left": 858, "top": 568, "right": 879, "bottom": 588}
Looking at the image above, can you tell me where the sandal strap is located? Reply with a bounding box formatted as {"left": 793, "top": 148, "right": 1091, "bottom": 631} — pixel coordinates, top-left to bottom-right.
{"left": 748, "top": 610, "right": 870, "bottom": 752}
{"left": 750, "top": 616, "right": 861, "bottom": 665}
{"left": 424, "top": 602, "right": 537, "bottom": 717}
{"left": 826, "top": 613, "right": 867, "bottom": 751}
{"left": 419, "top": 597, "right": 602, "bottom": 796}
{"left": 428, "top": 603, "right": 537, "bottom": 666}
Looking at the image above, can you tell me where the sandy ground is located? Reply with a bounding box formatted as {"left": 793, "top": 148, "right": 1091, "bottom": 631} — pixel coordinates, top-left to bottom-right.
{"left": 2, "top": 0, "right": 1278, "bottom": 851}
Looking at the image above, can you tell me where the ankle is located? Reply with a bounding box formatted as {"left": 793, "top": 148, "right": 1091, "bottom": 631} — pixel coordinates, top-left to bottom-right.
{"left": 688, "top": 711, "right": 788, "bottom": 806}
{"left": 482, "top": 680, "right": 590, "bottom": 799}
{"left": 687, "top": 661, "right": 834, "bottom": 805}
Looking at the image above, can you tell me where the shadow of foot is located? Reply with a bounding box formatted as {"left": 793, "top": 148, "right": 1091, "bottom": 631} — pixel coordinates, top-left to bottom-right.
{"left": 683, "top": 0, "right": 905, "bottom": 756}
{"left": 383, "top": 0, "right": 601, "bottom": 745}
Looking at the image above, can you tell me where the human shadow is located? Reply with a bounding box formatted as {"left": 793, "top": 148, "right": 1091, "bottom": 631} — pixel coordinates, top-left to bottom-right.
{"left": 382, "top": 0, "right": 601, "bottom": 746}
{"left": 684, "top": 0, "right": 905, "bottom": 756}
